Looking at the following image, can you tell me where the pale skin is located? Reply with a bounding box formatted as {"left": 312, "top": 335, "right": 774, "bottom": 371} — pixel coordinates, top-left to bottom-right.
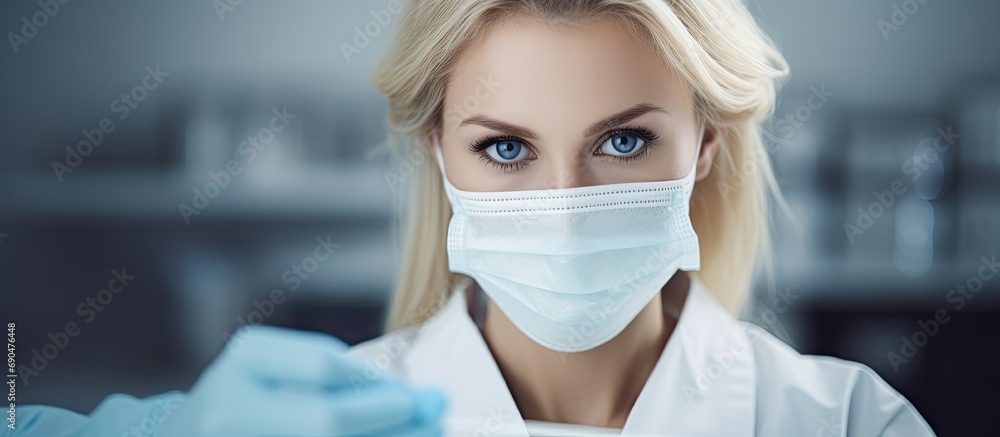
{"left": 433, "top": 17, "right": 721, "bottom": 428}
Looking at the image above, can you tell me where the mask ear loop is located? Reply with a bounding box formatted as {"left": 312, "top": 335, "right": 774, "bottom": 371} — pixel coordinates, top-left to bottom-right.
{"left": 431, "top": 133, "right": 461, "bottom": 206}
{"left": 431, "top": 133, "right": 451, "bottom": 183}
{"left": 687, "top": 121, "right": 706, "bottom": 181}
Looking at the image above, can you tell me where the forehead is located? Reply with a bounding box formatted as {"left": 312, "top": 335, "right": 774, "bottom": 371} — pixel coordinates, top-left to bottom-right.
{"left": 444, "top": 17, "right": 693, "bottom": 130}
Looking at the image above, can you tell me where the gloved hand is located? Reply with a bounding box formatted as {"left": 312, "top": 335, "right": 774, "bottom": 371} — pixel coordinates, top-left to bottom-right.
{"left": 155, "top": 325, "right": 446, "bottom": 437}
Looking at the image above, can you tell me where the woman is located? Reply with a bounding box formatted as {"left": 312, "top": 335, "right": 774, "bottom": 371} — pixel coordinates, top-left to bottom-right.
{"left": 9, "top": 0, "right": 934, "bottom": 436}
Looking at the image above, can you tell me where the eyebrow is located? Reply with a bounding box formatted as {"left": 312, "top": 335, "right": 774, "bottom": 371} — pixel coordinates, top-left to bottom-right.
{"left": 458, "top": 103, "right": 668, "bottom": 139}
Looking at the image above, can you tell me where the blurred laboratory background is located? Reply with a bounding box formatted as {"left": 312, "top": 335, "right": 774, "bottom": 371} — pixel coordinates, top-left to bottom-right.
{"left": 0, "top": 0, "right": 998, "bottom": 435}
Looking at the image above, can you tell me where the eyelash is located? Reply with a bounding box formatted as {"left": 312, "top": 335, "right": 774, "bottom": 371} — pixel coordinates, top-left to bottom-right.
{"left": 468, "top": 134, "right": 529, "bottom": 173}
{"left": 467, "top": 125, "right": 661, "bottom": 172}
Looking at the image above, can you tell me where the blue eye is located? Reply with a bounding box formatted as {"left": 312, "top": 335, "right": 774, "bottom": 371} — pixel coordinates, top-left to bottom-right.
{"left": 599, "top": 133, "right": 646, "bottom": 156}
{"left": 486, "top": 140, "right": 530, "bottom": 163}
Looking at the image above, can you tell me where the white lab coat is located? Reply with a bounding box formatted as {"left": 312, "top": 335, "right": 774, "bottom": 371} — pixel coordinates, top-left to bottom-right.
{"left": 350, "top": 276, "right": 935, "bottom": 437}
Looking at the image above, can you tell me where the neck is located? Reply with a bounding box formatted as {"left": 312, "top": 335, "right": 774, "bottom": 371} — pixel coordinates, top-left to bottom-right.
{"left": 480, "top": 273, "right": 690, "bottom": 429}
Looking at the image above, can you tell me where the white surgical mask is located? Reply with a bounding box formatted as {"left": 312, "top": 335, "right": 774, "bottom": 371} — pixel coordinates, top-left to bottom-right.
{"left": 433, "top": 126, "right": 703, "bottom": 352}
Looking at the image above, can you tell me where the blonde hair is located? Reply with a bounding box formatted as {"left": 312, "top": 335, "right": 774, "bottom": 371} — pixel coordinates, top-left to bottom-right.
{"left": 373, "top": 0, "right": 790, "bottom": 331}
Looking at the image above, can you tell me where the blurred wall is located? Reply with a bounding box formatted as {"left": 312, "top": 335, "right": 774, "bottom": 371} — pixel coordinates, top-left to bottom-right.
{"left": 1, "top": 1, "right": 998, "bottom": 435}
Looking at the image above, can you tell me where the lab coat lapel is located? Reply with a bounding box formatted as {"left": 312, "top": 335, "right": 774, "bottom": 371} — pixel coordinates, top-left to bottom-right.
{"left": 404, "top": 278, "right": 530, "bottom": 437}
{"left": 621, "top": 277, "right": 757, "bottom": 436}
{"left": 405, "top": 277, "right": 756, "bottom": 437}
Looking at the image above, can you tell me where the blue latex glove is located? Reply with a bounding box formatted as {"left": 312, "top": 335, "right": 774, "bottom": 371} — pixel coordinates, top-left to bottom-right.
{"left": 155, "top": 325, "right": 447, "bottom": 437}
{"left": 4, "top": 326, "right": 446, "bottom": 437}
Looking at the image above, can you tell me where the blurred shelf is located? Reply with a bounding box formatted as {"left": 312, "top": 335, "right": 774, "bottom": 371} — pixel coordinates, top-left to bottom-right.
{"left": 771, "top": 258, "right": 1000, "bottom": 309}
{"left": 0, "top": 165, "right": 394, "bottom": 222}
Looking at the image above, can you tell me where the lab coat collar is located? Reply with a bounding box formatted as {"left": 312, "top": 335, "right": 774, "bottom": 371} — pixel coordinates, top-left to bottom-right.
{"left": 402, "top": 275, "right": 757, "bottom": 436}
